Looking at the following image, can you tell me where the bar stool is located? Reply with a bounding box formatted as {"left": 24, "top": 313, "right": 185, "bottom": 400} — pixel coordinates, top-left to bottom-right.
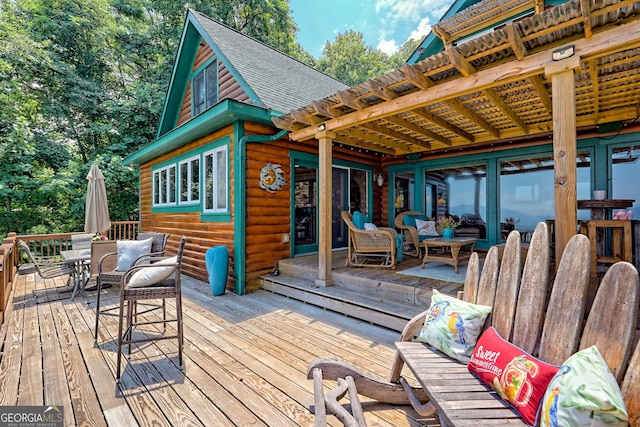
{"left": 585, "top": 220, "right": 632, "bottom": 277}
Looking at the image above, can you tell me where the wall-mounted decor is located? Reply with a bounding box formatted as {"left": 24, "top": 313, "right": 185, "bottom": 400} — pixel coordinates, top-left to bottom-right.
{"left": 259, "top": 163, "right": 286, "bottom": 193}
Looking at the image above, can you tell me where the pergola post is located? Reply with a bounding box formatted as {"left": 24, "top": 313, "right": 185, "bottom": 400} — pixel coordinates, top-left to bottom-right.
{"left": 316, "top": 130, "right": 335, "bottom": 287}
{"left": 545, "top": 55, "right": 581, "bottom": 266}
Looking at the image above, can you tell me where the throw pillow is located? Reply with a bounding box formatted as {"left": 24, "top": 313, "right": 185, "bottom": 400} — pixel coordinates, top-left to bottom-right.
{"left": 538, "top": 345, "right": 628, "bottom": 427}
{"left": 403, "top": 214, "right": 428, "bottom": 228}
{"left": 126, "top": 256, "right": 178, "bottom": 288}
{"left": 415, "top": 219, "right": 440, "bottom": 236}
{"left": 364, "top": 223, "right": 378, "bottom": 231}
{"left": 468, "top": 327, "right": 559, "bottom": 426}
{"left": 417, "top": 290, "right": 492, "bottom": 364}
{"left": 352, "top": 211, "right": 367, "bottom": 230}
{"left": 116, "top": 238, "right": 153, "bottom": 272}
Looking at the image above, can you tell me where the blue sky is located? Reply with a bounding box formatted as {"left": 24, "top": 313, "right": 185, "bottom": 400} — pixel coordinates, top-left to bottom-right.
{"left": 289, "top": 0, "right": 454, "bottom": 58}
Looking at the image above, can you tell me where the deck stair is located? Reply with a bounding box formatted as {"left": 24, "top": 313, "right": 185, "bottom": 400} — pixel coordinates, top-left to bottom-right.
{"left": 260, "top": 252, "right": 438, "bottom": 333}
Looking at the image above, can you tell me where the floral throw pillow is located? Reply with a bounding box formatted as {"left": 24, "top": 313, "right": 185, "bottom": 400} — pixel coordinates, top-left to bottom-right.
{"left": 538, "top": 345, "right": 628, "bottom": 427}
{"left": 417, "top": 290, "right": 491, "bottom": 364}
{"left": 468, "top": 327, "right": 559, "bottom": 426}
{"left": 415, "top": 218, "right": 440, "bottom": 236}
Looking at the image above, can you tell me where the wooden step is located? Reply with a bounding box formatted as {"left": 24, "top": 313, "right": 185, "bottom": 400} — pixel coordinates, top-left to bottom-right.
{"left": 260, "top": 274, "right": 425, "bottom": 333}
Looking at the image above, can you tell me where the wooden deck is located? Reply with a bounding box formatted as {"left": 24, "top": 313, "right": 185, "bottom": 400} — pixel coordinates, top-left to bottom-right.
{"left": 0, "top": 270, "right": 441, "bottom": 426}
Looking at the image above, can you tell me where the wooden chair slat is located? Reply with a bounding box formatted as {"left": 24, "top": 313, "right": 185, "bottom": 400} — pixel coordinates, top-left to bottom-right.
{"left": 462, "top": 252, "right": 479, "bottom": 303}
{"left": 580, "top": 261, "right": 640, "bottom": 382}
{"left": 476, "top": 245, "right": 499, "bottom": 307}
{"left": 491, "top": 230, "right": 521, "bottom": 340}
{"left": 622, "top": 339, "right": 640, "bottom": 427}
{"left": 538, "top": 233, "right": 591, "bottom": 365}
{"left": 511, "top": 222, "right": 550, "bottom": 354}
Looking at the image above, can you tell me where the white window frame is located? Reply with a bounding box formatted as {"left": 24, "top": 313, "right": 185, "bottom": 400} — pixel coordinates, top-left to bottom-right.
{"left": 203, "top": 145, "right": 228, "bottom": 213}
{"left": 179, "top": 155, "right": 200, "bottom": 205}
{"left": 152, "top": 165, "right": 176, "bottom": 206}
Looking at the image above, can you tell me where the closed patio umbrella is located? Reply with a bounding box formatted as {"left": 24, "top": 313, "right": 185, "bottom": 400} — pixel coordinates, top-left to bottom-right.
{"left": 84, "top": 164, "right": 111, "bottom": 235}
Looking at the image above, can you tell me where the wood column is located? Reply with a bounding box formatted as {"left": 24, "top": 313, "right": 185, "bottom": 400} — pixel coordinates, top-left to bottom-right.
{"left": 545, "top": 55, "right": 581, "bottom": 267}
{"left": 316, "top": 130, "right": 335, "bottom": 287}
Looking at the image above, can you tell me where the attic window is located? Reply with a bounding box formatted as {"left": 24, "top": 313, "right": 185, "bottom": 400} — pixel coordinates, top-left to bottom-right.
{"left": 193, "top": 60, "right": 218, "bottom": 116}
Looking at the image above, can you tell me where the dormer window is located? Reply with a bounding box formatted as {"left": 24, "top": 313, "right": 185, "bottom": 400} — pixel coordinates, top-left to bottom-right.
{"left": 193, "top": 60, "right": 218, "bottom": 116}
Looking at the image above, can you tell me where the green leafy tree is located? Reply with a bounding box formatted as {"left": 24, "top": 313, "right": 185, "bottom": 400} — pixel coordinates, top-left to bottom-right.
{"left": 315, "top": 30, "right": 390, "bottom": 86}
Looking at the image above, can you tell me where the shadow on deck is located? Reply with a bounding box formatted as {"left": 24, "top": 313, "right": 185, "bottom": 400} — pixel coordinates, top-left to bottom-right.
{"left": 261, "top": 250, "right": 466, "bottom": 332}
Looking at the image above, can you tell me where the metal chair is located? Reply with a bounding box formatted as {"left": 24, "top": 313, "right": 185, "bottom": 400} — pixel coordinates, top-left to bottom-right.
{"left": 18, "top": 240, "right": 77, "bottom": 299}
{"left": 115, "top": 236, "right": 186, "bottom": 382}
{"left": 93, "top": 232, "right": 170, "bottom": 342}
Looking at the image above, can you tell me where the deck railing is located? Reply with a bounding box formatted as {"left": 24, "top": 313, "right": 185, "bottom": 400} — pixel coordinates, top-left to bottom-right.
{"left": 0, "top": 221, "right": 139, "bottom": 324}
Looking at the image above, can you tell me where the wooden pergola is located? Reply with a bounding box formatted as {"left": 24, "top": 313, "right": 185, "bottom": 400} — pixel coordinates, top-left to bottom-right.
{"left": 272, "top": 0, "right": 640, "bottom": 285}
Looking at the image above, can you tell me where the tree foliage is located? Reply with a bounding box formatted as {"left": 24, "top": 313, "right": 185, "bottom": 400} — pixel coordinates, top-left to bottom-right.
{"left": 0, "top": 0, "right": 421, "bottom": 238}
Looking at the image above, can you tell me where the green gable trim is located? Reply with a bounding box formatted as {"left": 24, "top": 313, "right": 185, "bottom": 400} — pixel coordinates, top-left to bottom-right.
{"left": 188, "top": 13, "right": 264, "bottom": 109}
{"left": 123, "top": 99, "right": 273, "bottom": 166}
{"left": 157, "top": 22, "right": 200, "bottom": 137}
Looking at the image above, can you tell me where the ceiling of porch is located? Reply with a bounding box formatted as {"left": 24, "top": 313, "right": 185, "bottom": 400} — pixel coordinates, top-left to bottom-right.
{"left": 272, "top": 0, "right": 640, "bottom": 157}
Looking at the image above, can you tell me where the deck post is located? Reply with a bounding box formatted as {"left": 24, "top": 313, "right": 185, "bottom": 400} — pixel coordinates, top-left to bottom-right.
{"left": 316, "top": 130, "right": 335, "bottom": 287}
{"left": 545, "top": 55, "right": 581, "bottom": 267}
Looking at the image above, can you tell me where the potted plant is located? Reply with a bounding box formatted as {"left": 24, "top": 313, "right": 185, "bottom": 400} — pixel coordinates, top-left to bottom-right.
{"left": 437, "top": 216, "right": 461, "bottom": 239}
{"left": 504, "top": 217, "right": 519, "bottom": 231}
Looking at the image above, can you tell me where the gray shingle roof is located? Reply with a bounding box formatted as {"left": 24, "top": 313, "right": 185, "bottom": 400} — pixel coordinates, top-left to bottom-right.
{"left": 191, "top": 10, "right": 348, "bottom": 114}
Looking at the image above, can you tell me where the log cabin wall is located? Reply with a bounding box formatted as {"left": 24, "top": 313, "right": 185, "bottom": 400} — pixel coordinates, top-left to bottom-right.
{"left": 177, "top": 42, "right": 251, "bottom": 127}
{"left": 139, "top": 124, "right": 236, "bottom": 290}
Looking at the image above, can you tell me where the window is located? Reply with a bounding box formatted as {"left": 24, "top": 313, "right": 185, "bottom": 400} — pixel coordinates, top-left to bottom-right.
{"left": 204, "top": 146, "right": 228, "bottom": 213}
{"left": 179, "top": 156, "right": 200, "bottom": 204}
{"left": 193, "top": 61, "right": 218, "bottom": 116}
{"left": 152, "top": 165, "right": 176, "bottom": 206}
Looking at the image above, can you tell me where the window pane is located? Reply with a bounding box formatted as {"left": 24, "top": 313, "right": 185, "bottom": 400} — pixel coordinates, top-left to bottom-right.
{"left": 350, "top": 169, "right": 368, "bottom": 216}
{"left": 153, "top": 172, "right": 160, "bottom": 205}
{"left": 193, "top": 73, "right": 205, "bottom": 115}
{"left": 216, "top": 149, "right": 226, "bottom": 210}
{"left": 205, "top": 153, "right": 214, "bottom": 210}
{"left": 168, "top": 166, "right": 176, "bottom": 203}
{"left": 206, "top": 63, "right": 218, "bottom": 107}
{"left": 426, "top": 165, "right": 487, "bottom": 239}
{"left": 160, "top": 170, "right": 167, "bottom": 204}
{"left": 180, "top": 163, "right": 188, "bottom": 202}
{"left": 191, "top": 158, "right": 200, "bottom": 202}
{"left": 611, "top": 144, "right": 640, "bottom": 218}
{"left": 500, "top": 153, "right": 590, "bottom": 240}
{"left": 394, "top": 172, "right": 414, "bottom": 217}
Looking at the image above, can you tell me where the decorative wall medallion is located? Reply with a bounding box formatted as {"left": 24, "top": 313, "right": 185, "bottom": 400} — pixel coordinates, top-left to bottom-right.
{"left": 259, "top": 163, "right": 286, "bottom": 193}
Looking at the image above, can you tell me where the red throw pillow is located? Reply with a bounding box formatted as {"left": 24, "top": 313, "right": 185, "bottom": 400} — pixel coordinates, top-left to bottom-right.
{"left": 467, "top": 327, "right": 559, "bottom": 426}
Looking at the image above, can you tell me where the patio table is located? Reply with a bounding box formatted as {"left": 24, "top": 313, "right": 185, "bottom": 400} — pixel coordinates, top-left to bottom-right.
{"left": 61, "top": 248, "right": 91, "bottom": 300}
{"left": 421, "top": 237, "right": 476, "bottom": 273}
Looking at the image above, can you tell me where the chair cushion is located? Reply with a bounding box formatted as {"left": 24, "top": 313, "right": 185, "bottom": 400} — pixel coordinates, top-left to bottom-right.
{"left": 468, "top": 327, "right": 559, "bottom": 426}
{"left": 417, "top": 290, "right": 492, "bottom": 364}
{"left": 126, "top": 256, "right": 178, "bottom": 288}
{"left": 116, "top": 238, "right": 153, "bottom": 271}
{"left": 403, "top": 214, "right": 428, "bottom": 228}
{"left": 364, "top": 223, "right": 378, "bottom": 230}
{"left": 352, "top": 211, "right": 367, "bottom": 230}
{"left": 415, "top": 219, "right": 440, "bottom": 236}
{"left": 539, "top": 345, "right": 628, "bottom": 427}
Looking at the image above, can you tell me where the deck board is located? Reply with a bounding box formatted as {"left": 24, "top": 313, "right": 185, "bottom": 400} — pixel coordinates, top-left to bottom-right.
{"left": 1, "top": 271, "right": 442, "bottom": 427}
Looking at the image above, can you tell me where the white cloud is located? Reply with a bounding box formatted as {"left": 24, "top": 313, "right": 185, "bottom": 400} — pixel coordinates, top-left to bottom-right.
{"left": 377, "top": 39, "right": 399, "bottom": 55}
{"left": 375, "top": 0, "right": 451, "bottom": 23}
{"left": 408, "top": 17, "right": 432, "bottom": 42}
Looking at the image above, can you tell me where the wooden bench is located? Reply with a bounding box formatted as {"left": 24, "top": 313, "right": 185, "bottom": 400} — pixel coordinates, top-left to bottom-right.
{"left": 308, "top": 222, "right": 640, "bottom": 426}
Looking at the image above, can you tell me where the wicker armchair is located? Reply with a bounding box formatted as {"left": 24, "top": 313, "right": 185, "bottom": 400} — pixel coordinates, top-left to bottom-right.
{"left": 342, "top": 211, "right": 399, "bottom": 269}
{"left": 394, "top": 211, "right": 427, "bottom": 258}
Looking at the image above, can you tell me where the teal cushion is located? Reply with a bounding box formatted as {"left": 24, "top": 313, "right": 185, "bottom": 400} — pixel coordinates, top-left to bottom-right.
{"left": 403, "top": 214, "right": 428, "bottom": 228}
{"left": 352, "top": 211, "right": 367, "bottom": 230}
{"left": 395, "top": 236, "right": 403, "bottom": 262}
